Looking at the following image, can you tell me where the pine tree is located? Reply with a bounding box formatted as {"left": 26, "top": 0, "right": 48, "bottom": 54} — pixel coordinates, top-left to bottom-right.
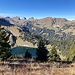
{"left": 48, "top": 46, "right": 61, "bottom": 61}
{"left": 0, "top": 27, "right": 11, "bottom": 61}
{"left": 24, "top": 50, "right": 32, "bottom": 59}
{"left": 67, "top": 44, "right": 75, "bottom": 61}
{"left": 36, "top": 38, "right": 48, "bottom": 62}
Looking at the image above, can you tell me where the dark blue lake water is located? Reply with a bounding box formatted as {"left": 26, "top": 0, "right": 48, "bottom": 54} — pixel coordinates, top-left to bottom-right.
{"left": 11, "top": 46, "right": 37, "bottom": 57}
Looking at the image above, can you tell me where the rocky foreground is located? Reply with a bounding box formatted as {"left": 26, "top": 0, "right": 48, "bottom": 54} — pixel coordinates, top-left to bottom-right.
{"left": 0, "top": 61, "right": 75, "bottom": 75}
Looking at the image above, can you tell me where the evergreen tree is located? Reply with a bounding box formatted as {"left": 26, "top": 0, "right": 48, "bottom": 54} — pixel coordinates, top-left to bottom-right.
{"left": 0, "top": 27, "right": 11, "bottom": 61}
{"left": 48, "top": 46, "right": 61, "bottom": 61}
{"left": 67, "top": 44, "right": 75, "bottom": 61}
{"left": 36, "top": 38, "right": 48, "bottom": 62}
{"left": 24, "top": 50, "right": 32, "bottom": 59}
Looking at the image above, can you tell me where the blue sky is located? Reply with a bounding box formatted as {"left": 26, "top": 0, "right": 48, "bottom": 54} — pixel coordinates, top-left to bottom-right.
{"left": 0, "top": 0, "right": 75, "bottom": 20}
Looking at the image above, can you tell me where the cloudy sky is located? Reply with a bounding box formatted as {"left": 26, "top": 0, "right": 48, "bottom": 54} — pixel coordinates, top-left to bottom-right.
{"left": 0, "top": 0, "right": 75, "bottom": 20}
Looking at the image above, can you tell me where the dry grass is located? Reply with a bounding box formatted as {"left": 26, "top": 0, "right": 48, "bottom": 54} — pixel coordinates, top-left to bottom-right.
{"left": 0, "top": 62, "right": 75, "bottom": 75}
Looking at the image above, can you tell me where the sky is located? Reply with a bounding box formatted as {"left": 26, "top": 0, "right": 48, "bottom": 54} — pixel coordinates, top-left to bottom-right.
{"left": 0, "top": 0, "right": 75, "bottom": 20}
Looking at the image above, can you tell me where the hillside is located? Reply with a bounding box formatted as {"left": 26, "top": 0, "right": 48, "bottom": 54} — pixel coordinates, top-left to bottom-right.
{"left": 0, "top": 16, "right": 75, "bottom": 47}
{"left": 2, "top": 25, "right": 37, "bottom": 47}
{"left": 0, "top": 62, "right": 75, "bottom": 75}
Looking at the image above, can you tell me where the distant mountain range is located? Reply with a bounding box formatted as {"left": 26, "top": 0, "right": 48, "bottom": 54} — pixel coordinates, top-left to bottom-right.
{"left": 0, "top": 16, "right": 75, "bottom": 47}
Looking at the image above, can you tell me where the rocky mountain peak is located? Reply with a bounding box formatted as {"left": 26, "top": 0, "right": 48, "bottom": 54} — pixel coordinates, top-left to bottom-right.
{"left": 28, "top": 17, "right": 34, "bottom": 20}
{"left": 12, "top": 16, "right": 21, "bottom": 20}
{"left": 0, "top": 16, "right": 75, "bottom": 47}
{"left": 5, "top": 16, "right": 10, "bottom": 19}
{"left": 22, "top": 17, "right": 26, "bottom": 20}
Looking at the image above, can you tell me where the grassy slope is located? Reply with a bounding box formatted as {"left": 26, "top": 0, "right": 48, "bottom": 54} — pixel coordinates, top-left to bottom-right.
{"left": 0, "top": 62, "right": 75, "bottom": 75}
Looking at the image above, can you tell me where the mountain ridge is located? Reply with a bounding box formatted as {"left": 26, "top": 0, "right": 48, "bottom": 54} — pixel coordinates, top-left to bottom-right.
{"left": 0, "top": 16, "right": 75, "bottom": 47}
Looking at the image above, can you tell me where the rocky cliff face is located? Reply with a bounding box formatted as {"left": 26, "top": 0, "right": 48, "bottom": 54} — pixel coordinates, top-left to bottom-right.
{"left": 0, "top": 16, "right": 75, "bottom": 47}
{"left": 3, "top": 16, "right": 68, "bottom": 27}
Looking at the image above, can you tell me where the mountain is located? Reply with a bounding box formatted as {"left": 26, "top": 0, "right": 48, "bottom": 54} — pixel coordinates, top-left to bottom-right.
{"left": 0, "top": 18, "right": 13, "bottom": 26}
{"left": 0, "top": 16, "right": 75, "bottom": 47}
